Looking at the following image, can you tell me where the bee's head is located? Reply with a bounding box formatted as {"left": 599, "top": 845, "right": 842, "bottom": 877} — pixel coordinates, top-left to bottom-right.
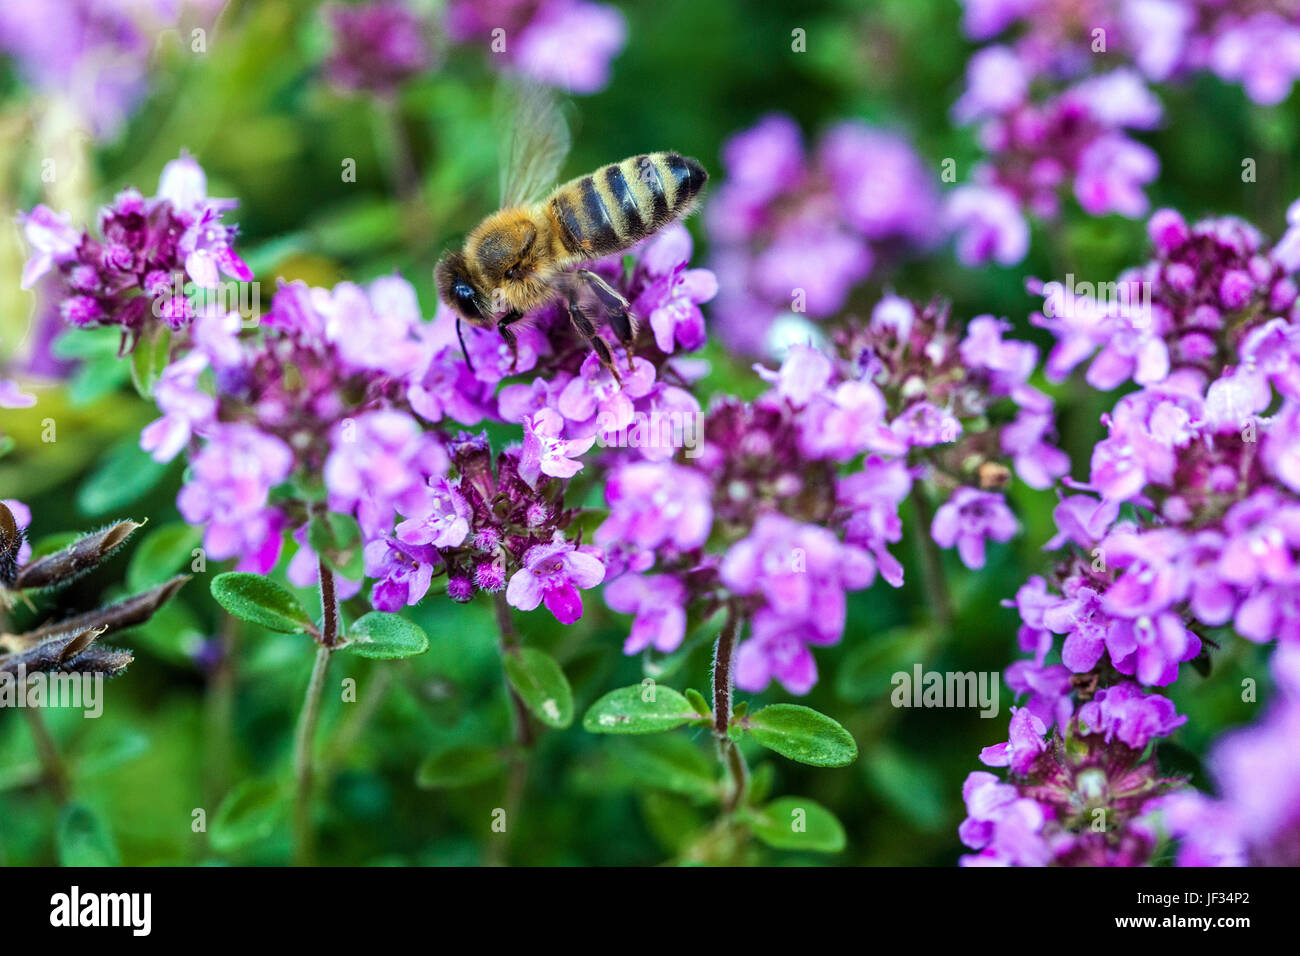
{"left": 435, "top": 251, "right": 492, "bottom": 328}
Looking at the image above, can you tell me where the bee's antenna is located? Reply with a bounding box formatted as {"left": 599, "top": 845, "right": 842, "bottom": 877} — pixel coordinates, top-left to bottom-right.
{"left": 456, "top": 315, "right": 477, "bottom": 376}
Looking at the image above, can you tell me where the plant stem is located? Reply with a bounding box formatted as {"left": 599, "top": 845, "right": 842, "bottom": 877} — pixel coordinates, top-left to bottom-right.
{"left": 327, "top": 664, "right": 395, "bottom": 770}
{"left": 293, "top": 643, "right": 332, "bottom": 867}
{"left": 378, "top": 96, "right": 420, "bottom": 200}
{"left": 24, "top": 708, "right": 69, "bottom": 805}
{"left": 493, "top": 593, "right": 533, "bottom": 748}
{"left": 204, "top": 614, "right": 238, "bottom": 816}
{"left": 911, "top": 490, "right": 955, "bottom": 635}
{"left": 490, "top": 593, "right": 533, "bottom": 866}
{"left": 292, "top": 551, "right": 343, "bottom": 866}
{"left": 711, "top": 608, "right": 747, "bottom": 815}
{"left": 318, "top": 552, "right": 341, "bottom": 649}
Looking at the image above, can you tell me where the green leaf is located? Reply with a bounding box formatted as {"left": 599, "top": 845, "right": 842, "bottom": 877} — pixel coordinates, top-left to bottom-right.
{"left": 57, "top": 804, "right": 120, "bottom": 866}
{"left": 344, "top": 611, "right": 430, "bottom": 659}
{"left": 863, "top": 745, "right": 947, "bottom": 832}
{"left": 503, "top": 647, "right": 573, "bottom": 729}
{"left": 127, "top": 521, "right": 204, "bottom": 592}
{"left": 52, "top": 327, "right": 121, "bottom": 361}
{"left": 68, "top": 356, "right": 130, "bottom": 406}
{"left": 76, "top": 436, "right": 170, "bottom": 517}
{"left": 747, "top": 797, "right": 846, "bottom": 854}
{"left": 307, "top": 511, "right": 364, "bottom": 580}
{"left": 210, "top": 572, "right": 314, "bottom": 634}
{"left": 835, "top": 625, "right": 935, "bottom": 703}
{"left": 582, "top": 684, "right": 697, "bottom": 734}
{"left": 609, "top": 735, "right": 718, "bottom": 802}
{"left": 640, "top": 792, "right": 709, "bottom": 855}
{"left": 745, "top": 704, "right": 858, "bottom": 768}
{"left": 129, "top": 323, "right": 171, "bottom": 398}
{"left": 684, "top": 688, "right": 711, "bottom": 718}
{"left": 210, "top": 778, "right": 288, "bottom": 853}
{"left": 416, "top": 745, "right": 505, "bottom": 789}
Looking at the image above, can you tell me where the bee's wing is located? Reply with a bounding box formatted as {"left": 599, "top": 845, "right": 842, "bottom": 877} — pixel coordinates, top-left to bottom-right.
{"left": 495, "top": 78, "right": 572, "bottom": 209}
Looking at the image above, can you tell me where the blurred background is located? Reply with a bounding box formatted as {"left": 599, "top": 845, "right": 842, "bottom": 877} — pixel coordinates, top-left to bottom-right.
{"left": 0, "top": 0, "right": 1290, "bottom": 864}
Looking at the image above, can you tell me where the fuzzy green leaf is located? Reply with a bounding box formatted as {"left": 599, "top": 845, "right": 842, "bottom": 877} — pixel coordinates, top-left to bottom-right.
{"left": 745, "top": 704, "right": 858, "bottom": 768}
{"left": 57, "top": 804, "right": 120, "bottom": 867}
{"left": 747, "top": 797, "right": 846, "bottom": 853}
{"left": 210, "top": 778, "right": 288, "bottom": 852}
{"left": 210, "top": 572, "right": 313, "bottom": 634}
{"left": 416, "top": 745, "right": 506, "bottom": 789}
{"left": 503, "top": 647, "right": 573, "bottom": 728}
{"left": 344, "top": 611, "right": 429, "bottom": 659}
{"left": 582, "top": 684, "right": 697, "bottom": 735}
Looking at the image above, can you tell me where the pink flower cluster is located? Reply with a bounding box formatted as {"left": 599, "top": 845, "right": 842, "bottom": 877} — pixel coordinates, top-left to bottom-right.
{"left": 964, "top": 201, "right": 1300, "bottom": 866}
{"left": 20, "top": 154, "right": 252, "bottom": 336}
{"left": 706, "top": 114, "right": 941, "bottom": 354}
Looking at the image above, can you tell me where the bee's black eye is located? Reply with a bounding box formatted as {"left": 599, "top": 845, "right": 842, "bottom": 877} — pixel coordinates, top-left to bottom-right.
{"left": 452, "top": 276, "right": 485, "bottom": 320}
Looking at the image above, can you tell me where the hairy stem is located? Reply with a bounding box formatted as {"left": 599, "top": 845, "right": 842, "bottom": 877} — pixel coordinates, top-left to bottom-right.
{"left": 912, "top": 490, "right": 955, "bottom": 635}
{"left": 317, "top": 553, "right": 341, "bottom": 649}
{"left": 711, "top": 608, "right": 747, "bottom": 815}
{"left": 24, "top": 708, "right": 69, "bottom": 805}
{"left": 493, "top": 593, "right": 534, "bottom": 748}
{"left": 378, "top": 96, "right": 420, "bottom": 200}
{"left": 204, "top": 615, "right": 238, "bottom": 816}
{"left": 327, "top": 664, "right": 395, "bottom": 769}
{"left": 489, "top": 593, "right": 533, "bottom": 866}
{"left": 293, "top": 643, "right": 332, "bottom": 866}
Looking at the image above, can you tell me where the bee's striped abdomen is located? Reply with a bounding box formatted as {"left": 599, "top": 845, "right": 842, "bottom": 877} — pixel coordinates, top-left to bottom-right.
{"left": 551, "top": 152, "right": 708, "bottom": 259}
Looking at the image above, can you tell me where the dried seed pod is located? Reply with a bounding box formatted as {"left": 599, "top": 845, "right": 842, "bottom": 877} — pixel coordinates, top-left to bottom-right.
{"left": 57, "top": 644, "right": 135, "bottom": 678}
{"left": 13, "top": 519, "right": 145, "bottom": 591}
{"left": 0, "top": 502, "right": 21, "bottom": 586}
{"left": 2, "top": 574, "right": 189, "bottom": 651}
{"left": 0, "top": 625, "right": 108, "bottom": 675}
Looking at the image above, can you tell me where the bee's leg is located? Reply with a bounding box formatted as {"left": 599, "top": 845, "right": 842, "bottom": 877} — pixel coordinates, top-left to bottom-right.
{"left": 456, "top": 316, "right": 477, "bottom": 376}
{"left": 567, "top": 300, "right": 622, "bottom": 385}
{"left": 577, "top": 270, "right": 638, "bottom": 363}
{"left": 499, "top": 310, "right": 523, "bottom": 372}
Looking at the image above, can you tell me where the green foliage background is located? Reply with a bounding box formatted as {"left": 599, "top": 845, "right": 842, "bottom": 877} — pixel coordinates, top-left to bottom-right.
{"left": 0, "top": 0, "right": 1291, "bottom": 865}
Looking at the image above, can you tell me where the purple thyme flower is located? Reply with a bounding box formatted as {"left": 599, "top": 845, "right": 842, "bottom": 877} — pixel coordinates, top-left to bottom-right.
{"left": 596, "top": 461, "right": 713, "bottom": 554}
{"left": 1077, "top": 682, "right": 1187, "bottom": 750}
{"left": 176, "top": 424, "right": 293, "bottom": 574}
{"left": 519, "top": 408, "right": 596, "bottom": 487}
{"left": 505, "top": 539, "right": 606, "bottom": 625}
{"left": 363, "top": 537, "right": 438, "bottom": 612}
{"left": 603, "top": 573, "right": 688, "bottom": 654}
{"left": 395, "top": 477, "right": 473, "bottom": 549}
{"left": 0, "top": 0, "right": 224, "bottom": 140}
{"left": 720, "top": 513, "right": 875, "bottom": 643}
{"left": 931, "top": 487, "right": 1019, "bottom": 570}
{"left": 21, "top": 153, "right": 251, "bottom": 335}
{"left": 323, "top": 1, "right": 437, "bottom": 95}
{"left": 733, "top": 610, "right": 824, "bottom": 696}
{"left": 1157, "top": 645, "right": 1300, "bottom": 865}
{"left": 444, "top": 0, "right": 626, "bottom": 94}
{"left": 324, "top": 410, "right": 449, "bottom": 539}
{"left": 707, "top": 113, "right": 939, "bottom": 354}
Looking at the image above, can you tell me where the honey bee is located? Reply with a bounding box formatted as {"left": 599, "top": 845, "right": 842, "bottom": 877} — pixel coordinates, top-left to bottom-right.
{"left": 435, "top": 83, "right": 708, "bottom": 380}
